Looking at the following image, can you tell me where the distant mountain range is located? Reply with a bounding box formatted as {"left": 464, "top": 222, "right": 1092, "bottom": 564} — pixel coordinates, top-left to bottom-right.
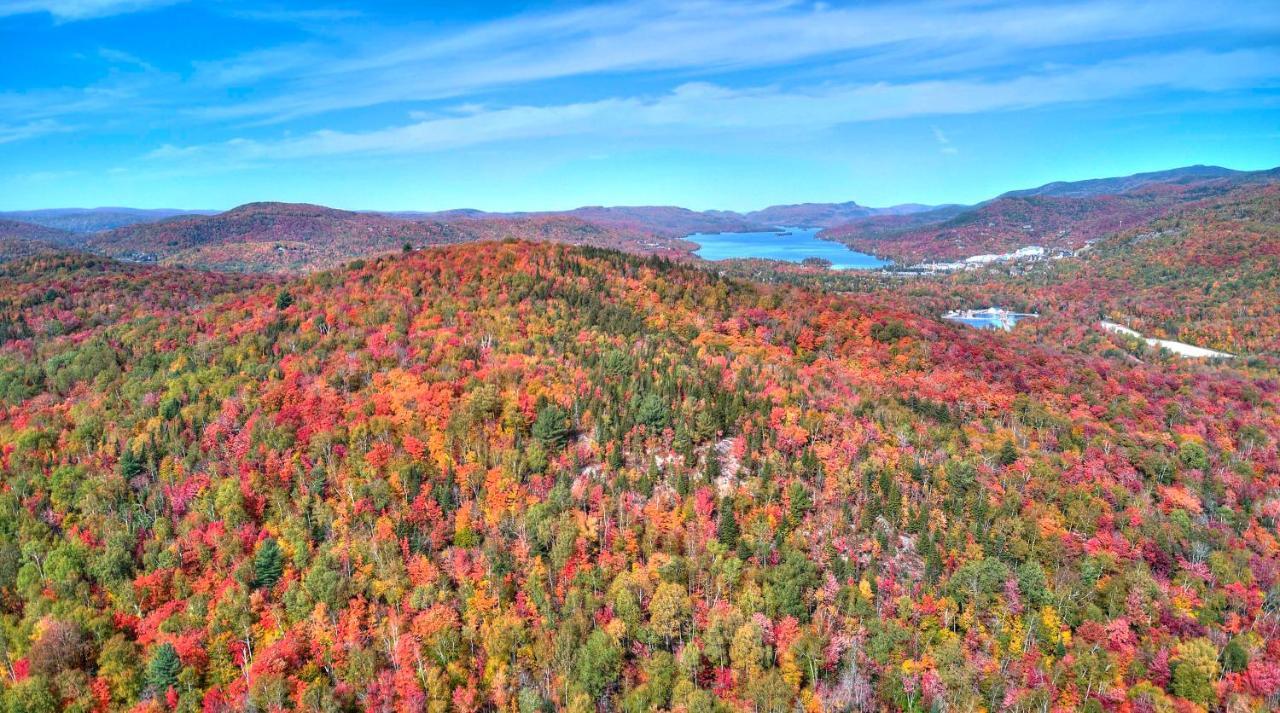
{"left": 997, "top": 164, "right": 1250, "bottom": 199}
{"left": 389, "top": 206, "right": 766, "bottom": 237}
{"left": 742, "top": 201, "right": 945, "bottom": 228}
{"left": 823, "top": 165, "right": 1280, "bottom": 262}
{"left": 393, "top": 201, "right": 943, "bottom": 233}
{"left": 0, "top": 207, "right": 219, "bottom": 233}
{"left": 2, "top": 164, "right": 1275, "bottom": 271}
{"left": 59, "top": 202, "right": 693, "bottom": 273}
{"left": 1, "top": 199, "right": 946, "bottom": 243}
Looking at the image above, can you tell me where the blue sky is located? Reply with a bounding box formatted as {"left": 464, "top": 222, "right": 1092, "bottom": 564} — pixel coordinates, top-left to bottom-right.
{"left": 1, "top": 0, "right": 1277, "bottom": 212}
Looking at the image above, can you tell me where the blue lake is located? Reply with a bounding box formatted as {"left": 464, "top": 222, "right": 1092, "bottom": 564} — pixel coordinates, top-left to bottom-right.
{"left": 947, "top": 316, "right": 1019, "bottom": 331}
{"left": 943, "top": 309, "right": 1037, "bottom": 331}
{"left": 690, "top": 227, "right": 889, "bottom": 270}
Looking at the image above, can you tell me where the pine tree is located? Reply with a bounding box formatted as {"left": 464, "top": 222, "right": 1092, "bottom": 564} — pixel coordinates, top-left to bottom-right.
{"left": 674, "top": 425, "right": 696, "bottom": 467}
{"left": 787, "top": 482, "right": 812, "bottom": 524}
{"left": 254, "top": 537, "right": 284, "bottom": 590}
{"left": 675, "top": 470, "right": 691, "bottom": 497}
{"left": 119, "top": 447, "right": 144, "bottom": 480}
{"left": 998, "top": 440, "right": 1019, "bottom": 466}
{"left": 717, "top": 498, "right": 740, "bottom": 549}
{"left": 608, "top": 440, "right": 625, "bottom": 470}
{"left": 145, "top": 642, "right": 181, "bottom": 695}
{"left": 532, "top": 402, "right": 571, "bottom": 450}
{"left": 636, "top": 392, "right": 668, "bottom": 430}
{"left": 704, "top": 452, "right": 721, "bottom": 484}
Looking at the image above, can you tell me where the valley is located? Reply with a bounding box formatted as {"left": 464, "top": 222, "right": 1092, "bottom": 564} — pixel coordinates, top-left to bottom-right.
{"left": 1, "top": 166, "right": 1278, "bottom": 712}
{"left": 5, "top": 1, "right": 1278, "bottom": 709}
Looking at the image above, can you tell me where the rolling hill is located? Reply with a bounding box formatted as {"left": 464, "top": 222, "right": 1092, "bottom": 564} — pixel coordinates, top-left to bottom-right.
{"left": 0, "top": 231, "right": 1277, "bottom": 711}
{"left": 7, "top": 165, "right": 1278, "bottom": 274}
{"left": 388, "top": 205, "right": 765, "bottom": 236}
{"left": 0, "top": 252, "right": 271, "bottom": 349}
{"left": 545, "top": 206, "right": 763, "bottom": 236}
{"left": 823, "top": 165, "right": 1280, "bottom": 263}
{"left": 0, "top": 218, "right": 79, "bottom": 248}
{"left": 84, "top": 202, "right": 694, "bottom": 272}
{"left": 394, "top": 202, "right": 941, "bottom": 233}
{"left": 905, "top": 184, "right": 1280, "bottom": 357}
{"left": 998, "top": 164, "right": 1266, "bottom": 199}
{"left": 0, "top": 208, "right": 220, "bottom": 233}
{"left": 0, "top": 237, "right": 62, "bottom": 264}
{"left": 0, "top": 220, "right": 81, "bottom": 263}
{"left": 743, "top": 200, "right": 943, "bottom": 228}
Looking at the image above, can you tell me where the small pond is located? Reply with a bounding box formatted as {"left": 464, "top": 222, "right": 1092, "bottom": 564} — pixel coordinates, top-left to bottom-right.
{"left": 943, "top": 308, "right": 1037, "bottom": 331}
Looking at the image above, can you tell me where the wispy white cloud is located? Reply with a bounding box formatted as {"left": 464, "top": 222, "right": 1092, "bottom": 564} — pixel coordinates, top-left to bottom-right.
{"left": 11, "top": 169, "right": 83, "bottom": 183}
{"left": 0, "top": 39, "right": 183, "bottom": 138}
{"left": 0, "top": 69, "right": 169, "bottom": 130}
{"left": 98, "top": 47, "right": 142, "bottom": 63}
{"left": 932, "top": 126, "right": 958, "bottom": 155}
{"left": 0, "top": 119, "right": 77, "bottom": 144}
{"left": 4, "top": 0, "right": 1278, "bottom": 160}
{"left": 186, "top": 0, "right": 1280, "bottom": 124}
{"left": 149, "top": 48, "right": 1280, "bottom": 164}
{"left": 0, "top": 0, "right": 184, "bottom": 21}
{"left": 227, "top": 7, "right": 362, "bottom": 24}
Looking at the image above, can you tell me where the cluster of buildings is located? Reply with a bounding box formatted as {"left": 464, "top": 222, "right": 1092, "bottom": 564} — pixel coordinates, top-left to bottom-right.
{"left": 910, "top": 245, "right": 1060, "bottom": 273}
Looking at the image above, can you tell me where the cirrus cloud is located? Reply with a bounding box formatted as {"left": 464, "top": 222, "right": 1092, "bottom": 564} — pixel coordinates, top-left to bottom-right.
{"left": 148, "top": 48, "right": 1280, "bottom": 165}
{"left": 0, "top": 0, "right": 185, "bottom": 21}
{"left": 186, "top": 0, "right": 1280, "bottom": 125}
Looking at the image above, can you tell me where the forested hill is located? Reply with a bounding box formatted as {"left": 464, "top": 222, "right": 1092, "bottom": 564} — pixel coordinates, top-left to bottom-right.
{"left": 81, "top": 203, "right": 694, "bottom": 273}
{"left": 840, "top": 184, "right": 1280, "bottom": 359}
{"left": 7, "top": 165, "right": 1277, "bottom": 272}
{"left": 1, "top": 240, "right": 1277, "bottom": 711}
{"left": 0, "top": 209, "right": 220, "bottom": 234}
{"left": 0, "top": 253, "right": 272, "bottom": 358}
{"left": 0, "top": 220, "right": 78, "bottom": 255}
{"left": 823, "top": 167, "right": 1280, "bottom": 262}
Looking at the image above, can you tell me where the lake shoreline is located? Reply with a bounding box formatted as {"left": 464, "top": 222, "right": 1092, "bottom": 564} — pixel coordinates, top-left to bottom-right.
{"left": 687, "top": 226, "right": 890, "bottom": 270}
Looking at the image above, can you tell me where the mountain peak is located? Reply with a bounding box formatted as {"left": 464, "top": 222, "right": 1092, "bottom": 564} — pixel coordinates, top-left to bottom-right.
{"left": 999, "top": 164, "right": 1256, "bottom": 199}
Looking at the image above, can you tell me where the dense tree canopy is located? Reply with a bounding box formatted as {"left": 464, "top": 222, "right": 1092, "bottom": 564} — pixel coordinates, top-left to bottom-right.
{"left": 0, "top": 204, "right": 1277, "bottom": 712}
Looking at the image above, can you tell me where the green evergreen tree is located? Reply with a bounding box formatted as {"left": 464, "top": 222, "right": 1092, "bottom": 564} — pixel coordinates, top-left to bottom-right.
{"left": 799, "top": 448, "right": 821, "bottom": 479}
{"left": 674, "top": 425, "right": 696, "bottom": 467}
{"left": 254, "top": 537, "right": 284, "bottom": 590}
{"left": 532, "top": 403, "right": 571, "bottom": 450}
{"left": 1222, "top": 637, "right": 1249, "bottom": 673}
{"left": 119, "top": 447, "right": 144, "bottom": 480}
{"left": 703, "top": 452, "right": 721, "bottom": 484}
{"left": 787, "top": 482, "right": 812, "bottom": 523}
{"left": 145, "top": 642, "right": 181, "bottom": 694}
{"left": 608, "top": 440, "right": 626, "bottom": 470}
{"left": 636, "top": 392, "right": 668, "bottom": 430}
{"left": 998, "top": 440, "right": 1019, "bottom": 466}
{"left": 1016, "top": 560, "right": 1048, "bottom": 607}
{"left": 766, "top": 550, "right": 819, "bottom": 622}
{"left": 717, "top": 498, "right": 740, "bottom": 548}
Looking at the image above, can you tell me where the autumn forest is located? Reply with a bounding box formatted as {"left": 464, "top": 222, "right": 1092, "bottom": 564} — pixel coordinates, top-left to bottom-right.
{"left": 0, "top": 163, "right": 1276, "bottom": 713}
